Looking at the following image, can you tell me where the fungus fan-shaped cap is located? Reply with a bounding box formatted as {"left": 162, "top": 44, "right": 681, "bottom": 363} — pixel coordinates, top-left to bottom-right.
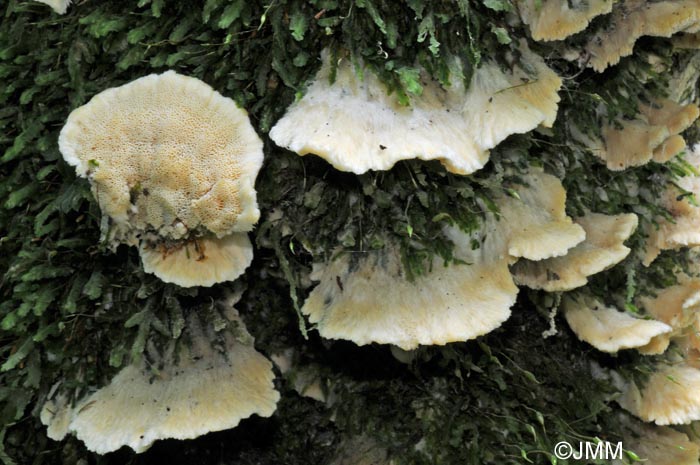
{"left": 302, "top": 226, "right": 519, "bottom": 350}
{"left": 139, "top": 233, "right": 253, "bottom": 288}
{"left": 615, "top": 424, "right": 700, "bottom": 465}
{"left": 302, "top": 167, "right": 583, "bottom": 349}
{"left": 645, "top": 148, "right": 700, "bottom": 264}
{"left": 619, "top": 364, "right": 700, "bottom": 425}
{"left": 597, "top": 99, "right": 698, "bottom": 171}
{"left": 512, "top": 212, "right": 638, "bottom": 291}
{"left": 270, "top": 44, "right": 561, "bottom": 175}
{"left": 516, "top": 0, "right": 615, "bottom": 41}
{"left": 497, "top": 170, "right": 585, "bottom": 261}
{"left": 562, "top": 293, "right": 672, "bottom": 353}
{"left": 42, "top": 307, "right": 279, "bottom": 454}
{"left": 59, "top": 71, "right": 264, "bottom": 286}
{"left": 585, "top": 0, "right": 700, "bottom": 72}
{"left": 36, "top": 0, "right": 71, "bottom": 14}
{"left": 59, "top": 71, "right": 264, "bottom": 240}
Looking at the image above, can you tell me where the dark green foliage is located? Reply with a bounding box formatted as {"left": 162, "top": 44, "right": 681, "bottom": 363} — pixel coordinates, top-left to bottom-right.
{"left": 0, "top": 0, "right": 697, "bottom": 464}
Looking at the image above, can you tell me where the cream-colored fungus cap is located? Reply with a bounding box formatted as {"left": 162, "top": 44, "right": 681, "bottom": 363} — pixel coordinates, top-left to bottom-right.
{"left": 302, "top": 168, "right": 583, "bottom": 349}
{"left": 512, "top": 212, "right": 638, "bottom": 291}
{"left": 496, "top": 170, "right": 585, "bottom": 261}
{"left": 614, "top": 423, "right": 700, "bottom": 465}
{"left": 301, "top": 230, "right": 519, "bottom": 350}
{"left": 139, "top": 233, "right": 253, "bottom": 288}
{"left": 619, "top": 364, "right": 700, "bottom": 425}
{"left": 59, "top": 71, "right": 264, "bottom": 286}
{"left": 36, "top": 0, "right": 71, "bottom": 14}
{"left": 41, "top": 308, "right": 279, "bottom": 454}
{"left": 516, "top": 0, "right": 615, "bottom": 41}
{"left": 594, "top": 99, "right": 699, "bottom": 171}
{"left": 584, "top": 0, "right": 700, "bottom": 72}
{"left": 562, "top": 293, "right": 672, "bottom": 353}
{"left": 645, "top": 148, "right": 700, "bottom": 265}
{"left": 270, "top": 44, "right": 561, "bottom": 175}
{"left": 638, "top": 277, "right": 700, "bottom": 355}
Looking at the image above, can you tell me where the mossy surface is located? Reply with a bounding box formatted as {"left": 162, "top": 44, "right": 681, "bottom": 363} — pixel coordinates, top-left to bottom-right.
{"left": 1, "top": 0, "right": 698, "bottom": 464}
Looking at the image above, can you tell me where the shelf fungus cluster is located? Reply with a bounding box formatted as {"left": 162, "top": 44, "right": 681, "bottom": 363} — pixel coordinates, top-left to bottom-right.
{"left": 41, "top": 302, "right": 279, "bottom": 454}
{"left": 301, "top": 168, "right": 588, "bottom": 350}
{"left": 59, "top": 71, "right": 264, "bottom": 287}
{"left": 270, "top": 42, "right": 561, "bottom": 175}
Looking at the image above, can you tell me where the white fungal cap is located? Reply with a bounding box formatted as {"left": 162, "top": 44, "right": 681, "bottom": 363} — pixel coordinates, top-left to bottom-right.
{"left": 42, "top": 307, "right": 279, "bottom": 454}
{"left": 512, "top": 212, "right": 638, "bottom": 291}
{"left": 584, "top": 0, "right": 700, "bottom": 72}
{"left": 595, "top": 99, "right": 699, "bottom": 171}
{"left": 614, "top": 423, "right": 700, "bottom": 465}
{"left": 516, "top": 0, "right": 615, "bottom": 41}
{"left": 562, "top": 293, "right": 672, "bottom": 353}
{"left": 35, "top": 0, "right": 71, "bottom": 14}
{"left": 270, "top": 43, "right": 561, "bottom": 175}
{"left": 639, "top": 278, "right": 700, "bottom": 356}
{"left": 496, "top": 170, "right": 585, "bottom": 261}
{"left": 59, "top": 71, "right": 264, "bottom": 286}
{"left": 60, "top": 71, "right": 263, "bottom": 240}
{"left": 301, "top": 229, "right": 519, "bottom": 350}
{"left": 302, "top": 168, "right": 583, "bottom": 349}
{"left": 645, "top": 147, "right": 700, "bottom": 265}
{"left": 139, "top": 233, "right": 253, "bottom": 288}
{"left": 619, "top": 364, "right": 700, "bottom": 425}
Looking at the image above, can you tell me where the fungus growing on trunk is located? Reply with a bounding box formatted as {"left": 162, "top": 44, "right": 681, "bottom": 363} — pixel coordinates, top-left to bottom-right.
{"left": 512, "top": 212, "right": 638, "bottom": 292}
{"left": 572, "top": 99, "right": 699, "bottom": 171}
{"left": 617, "top": 423, "right": 700, "bottom": 465}
{"left": 516, "top": 0, "right": 615, "bottom": 42}
{"left": 562, "top": 293, "right": 672, "bottom": 353}
{"left": 302, "top": 169, "right": 584, "bottom": 349}
{"left": 58, "top": 71, "right": 264, "bottom": 287}
{"left": 584, "top": 0, "right": 700, "bottom": 72}
{"left": 644, "top": 148, "right": 700, "bottom": 264}
{"left": 619, "top": 364, "right": 700, "bottom": 425}
{"left": 270, "top": 44, "right": 561, "bottom": 175}
{"left": 40, "top": 306, "right": 279, "bottom": 454}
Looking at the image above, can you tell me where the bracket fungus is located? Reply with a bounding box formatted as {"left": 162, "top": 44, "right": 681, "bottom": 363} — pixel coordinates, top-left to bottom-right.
{"left": 573, "top": 98, "right": 699, "bottom": 171}
{"left": 58, "top": 71, "right": 264, "bottom": 287}
{"left": 562, "top": 293, "right": 672, "bottom": 353}
{"left": 583, "top": 0, "right": 700, "bottom": 72}
{"left": 618, "top": 364, "right": 700, "bottom": 425}
{"left": 516, "top": 0, "right": 615, "bottom": 42}
{"left": 270, "top": 44, "right": 561, "bottom": 175}
{"left": 35, "top": 0, "right": 71, "bottom": 14}
{"left": 40, "top": 307, "right": 279, "bottom": 454}
{"left": 512, "top": 212, "right": 638, "bottom": 292}
{"left": 302, "top": 169, "right": 584, "bottom": 349}
{"left": 644, "top": 148, "right": 700, "bottom": 265}
{"left": 613, "top": 423, "right": 700, "bottom": 465}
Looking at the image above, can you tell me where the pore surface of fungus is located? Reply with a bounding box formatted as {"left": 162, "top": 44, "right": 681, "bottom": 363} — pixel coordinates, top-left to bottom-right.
{"left": 516, "top": 0, "right": 615, "bottom": 41}
{"left": 270, "top": 45, "right": 561, "bottom": 175}
{"left": 512, "top": 212, "right": 638, "bottom": 291}
{"left": 302, "top": 169, "right": 583, "bottom": 349}
{"left": 59, "top": 71, "right": 264, "bottom": 286}
{"left": 41, "top": 307, "right": 279, "bottom": 454}
{"left": 584, "top": 0, "right": 700, "bottom": 72}
{"left": 562, "top": 293, "right": 672, "bottom": 353}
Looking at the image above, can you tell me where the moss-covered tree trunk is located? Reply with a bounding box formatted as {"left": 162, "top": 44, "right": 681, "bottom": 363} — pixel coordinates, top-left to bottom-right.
{"left": 2, "top": 0, "right": 700, "bottom": 464}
